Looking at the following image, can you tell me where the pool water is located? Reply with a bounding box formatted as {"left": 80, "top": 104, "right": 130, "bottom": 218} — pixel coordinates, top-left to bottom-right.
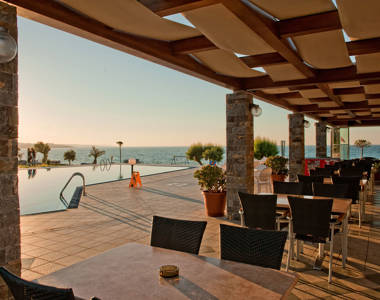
{"left": 19, "top": 164, "right": 189, "bottom": 215}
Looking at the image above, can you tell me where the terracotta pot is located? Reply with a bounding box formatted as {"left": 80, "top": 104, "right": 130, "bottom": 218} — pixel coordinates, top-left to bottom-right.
{"left": 202, "top": 191, "right": 226, "bottom": 217}
{"left": 271, "top": 174, "right": 286, "bottom": 182}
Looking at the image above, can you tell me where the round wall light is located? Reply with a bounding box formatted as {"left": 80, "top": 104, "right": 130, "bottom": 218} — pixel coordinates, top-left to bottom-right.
{"left": 303, "top": 120, "right": 311, "bottom": 128}
{"left": 250, "top": 104, "right": 262, "bottom": 117}
{"left": 0, "top": 27, "right": 17, "bottom": 63}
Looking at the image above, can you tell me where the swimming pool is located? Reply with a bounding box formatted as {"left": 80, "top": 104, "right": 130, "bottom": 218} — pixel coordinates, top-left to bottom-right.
{"left": 19, "top": 164, "right": 189, "bottom": 215}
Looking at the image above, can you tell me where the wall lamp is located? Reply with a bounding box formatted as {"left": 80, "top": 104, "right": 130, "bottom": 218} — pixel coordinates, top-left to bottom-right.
{"left": 250, "top": 103, "right": 262, "bottom": 117}
{"left": 303, "top": 120, "right": 311, "bottom": 128}
{"left": 0, "top": 27, "right": 17, "bottom": 63}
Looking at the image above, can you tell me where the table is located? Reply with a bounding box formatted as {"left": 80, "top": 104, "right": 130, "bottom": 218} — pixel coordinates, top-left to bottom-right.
{"left": 271, "top": 194, "right": 351, "bottom": 268}
{"left": 37, "top": 243, "right": 298, "bottom": 300}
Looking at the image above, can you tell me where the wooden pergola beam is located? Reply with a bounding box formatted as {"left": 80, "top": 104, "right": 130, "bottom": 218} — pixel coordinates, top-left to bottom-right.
{"left": 333, "top": 86, "right": 364, "bottom": 95}
{"left": 276, "top": 10, "right": 341, "bottom": 38}
{"left": 327, "top": 115, "right": 380, "bottom": 122}
{"left": 298, "top": 102, "right": 380, "bottom": 113}
{"left": 244, "top": 66, "right": 380, "bottom": 90}
{"left": 221, "top": 0, "right": 315, "bottom": 79}
{"left": 331, "top": 120, "right": 380, "bottom": 127}
{"left": 3, "top": 0, "right": 241, "bottom": 90}
{"left": 240, "top": 53, "right": 286, "bottom": 68}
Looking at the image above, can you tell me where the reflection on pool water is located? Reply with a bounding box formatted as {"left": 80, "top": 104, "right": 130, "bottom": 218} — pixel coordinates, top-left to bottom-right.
{"left": 19, "top": 164, "right": 189, "bottom": 215}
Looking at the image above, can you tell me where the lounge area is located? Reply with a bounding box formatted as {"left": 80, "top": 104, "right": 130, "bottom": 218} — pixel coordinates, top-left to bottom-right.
{"left": 15, "top": 168, "right": 380, "bottom": 299}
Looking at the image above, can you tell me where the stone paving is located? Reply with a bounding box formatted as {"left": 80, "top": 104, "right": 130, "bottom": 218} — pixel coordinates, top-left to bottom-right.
{"left": 20, "top": 168, "right": 380, "bottom": 299}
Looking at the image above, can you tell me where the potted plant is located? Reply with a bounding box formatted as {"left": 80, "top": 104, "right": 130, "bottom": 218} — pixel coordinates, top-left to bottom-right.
{"left": 265, "top": 156, "right": 288, "bottom": 182}
{"left": 187, "top": 143, "right": 226, "bottom": 216}
{"left": 194, "top": 165, "right": 226, "bottom": 217}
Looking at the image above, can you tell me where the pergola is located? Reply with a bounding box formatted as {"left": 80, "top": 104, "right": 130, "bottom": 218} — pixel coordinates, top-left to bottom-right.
{"left": 5, "top": 0, "right": 380, "bottom": 127}
{"left": 1, "top": 1, "right": 380, "bottom": 296}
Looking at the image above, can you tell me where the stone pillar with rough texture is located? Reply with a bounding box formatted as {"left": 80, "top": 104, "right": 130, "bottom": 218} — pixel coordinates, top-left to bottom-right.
{"left": 288, "top": 113, "right": 305, "bottom": 182}
{"left": 0, "top": 3, "right": 20, "bottom": 299}
{"left": 226, "top": 91, "right": 254, "bottom": 220}
{"left": 315, "top": 121, "right": 327, "bottom": 158}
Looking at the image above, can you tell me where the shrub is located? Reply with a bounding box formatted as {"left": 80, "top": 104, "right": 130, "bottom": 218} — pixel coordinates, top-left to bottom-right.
{"left": 254, "top": 137, "right": 278, "bottom": 160}
{"left": 265, "top": 156, "right": 288, "bottom": 175}
{"left": 193, "top": 165, "right": 226, "bottom": 192}
{"left": 34, "top": 142, "right": 51, "bottom": 164}
{"left": 186, "top": 143, "right": 224, "bottom": 165}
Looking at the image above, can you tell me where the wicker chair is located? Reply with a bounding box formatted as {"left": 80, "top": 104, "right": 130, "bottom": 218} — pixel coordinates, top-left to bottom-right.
{"left": 286, "top": 196, "right": 338, "bottom": 283}
{"left": 310, "top": 167, "right": 333, "bottom": 177}
{"left": 340, "top": 167, "right": 365, "bottom": 178}
{"left": 238, "top": 192, "right": 278, "bottom": 230}
{"left": 220, "top": 224, "right": 288, "bottom": 270}
{"left": 150, "top": 215, "right": 207, "bottom": 254}
{"left": 332, "top": 176, "right": 361, "bottom": 204}
{"left": 297, "top": 175, "right": 324, "bottom": 195}
{"left": 313, "top": 183, "right": 350, "bottom": 198}
{"left": 0, "top": 267, "right": 76, "bottom": 300}
{"left": 273, "top": 181, "right": 304, "bottom": 195}
{"left": 255, "top": 167, "right": 272, "bottom": 193}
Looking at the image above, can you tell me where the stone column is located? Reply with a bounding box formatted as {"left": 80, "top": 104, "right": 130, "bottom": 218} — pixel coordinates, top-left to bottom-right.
{"left": 0, "top": 3, "right": 20, "bottom": 299}
{"left": 315, "top": 121, "right": 327, "bottom": 158}
{"left": 288, "top": 113, "right": 305, "bottom": 182}
{"left": 226, "top": 91, "right": 254, "bottom": 220}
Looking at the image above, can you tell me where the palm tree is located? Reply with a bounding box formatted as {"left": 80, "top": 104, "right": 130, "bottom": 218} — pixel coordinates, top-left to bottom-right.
{"left": 116, "top": 141, "right": 123, "bottom": 164}
{"left": 64, "top": 149, "right": 76, "bottom": 165}
{"left": 34, "top": 142, "right": 51, "bottom": 164}
{"left": 354, "top": 139, "right": 371, "bottom": 159}
{"left": 89, "top": 146, "right": 105, "bottom": 164}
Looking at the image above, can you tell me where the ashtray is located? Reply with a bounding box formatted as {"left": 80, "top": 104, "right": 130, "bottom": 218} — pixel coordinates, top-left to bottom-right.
{"left": 159, "top": 265, "right": 179, "bottom": 278}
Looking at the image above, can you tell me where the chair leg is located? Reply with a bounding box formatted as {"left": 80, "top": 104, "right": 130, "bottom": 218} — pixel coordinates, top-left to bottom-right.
{"left": 296, "top": 240, "right": 300, "bottom": 261}
{"left": 328, "top": 225, "right": 335, "bottom": 283}
{"left": 286, "top": 221, "right": 293, "bottom": 272}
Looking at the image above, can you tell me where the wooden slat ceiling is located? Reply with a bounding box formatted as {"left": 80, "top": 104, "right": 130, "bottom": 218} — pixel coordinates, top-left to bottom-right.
{"left": 4, "top": 0, "right": 380, "bottom": 127}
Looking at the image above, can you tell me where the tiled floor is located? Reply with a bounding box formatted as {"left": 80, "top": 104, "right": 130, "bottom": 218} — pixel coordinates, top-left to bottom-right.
{"left": 20, "top": 168, "right": 380, "bottom": 299}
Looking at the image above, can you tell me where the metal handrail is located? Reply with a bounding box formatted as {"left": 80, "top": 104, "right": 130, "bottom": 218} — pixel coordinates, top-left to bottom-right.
{"left": 59, "top": 172, "right": 86, "bottom": 206}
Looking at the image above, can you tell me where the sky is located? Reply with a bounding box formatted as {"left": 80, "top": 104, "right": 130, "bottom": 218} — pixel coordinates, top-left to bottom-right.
{"left": 17, "top": 17, "right": 380, "bottom": 147}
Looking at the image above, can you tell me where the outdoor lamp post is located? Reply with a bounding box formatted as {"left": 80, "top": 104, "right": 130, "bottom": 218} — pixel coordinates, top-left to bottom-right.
{"left": 116, "top": 141, "right": 123, "bottom": 164}
{"left": 0, "top": 27, "right": 17, "bottom": 63}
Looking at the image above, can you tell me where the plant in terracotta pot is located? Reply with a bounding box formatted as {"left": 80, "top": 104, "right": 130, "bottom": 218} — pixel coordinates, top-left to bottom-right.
{"left": 265, "top": 156, "right": 288, "bottom": 182}
{"left": 194, "top": 165, "right": 226, "bottom": 217}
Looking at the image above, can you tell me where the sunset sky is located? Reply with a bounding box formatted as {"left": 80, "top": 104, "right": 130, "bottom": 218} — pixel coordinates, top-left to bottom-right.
{"left": 18, "top": 17, "right": 380, "bottom": 147}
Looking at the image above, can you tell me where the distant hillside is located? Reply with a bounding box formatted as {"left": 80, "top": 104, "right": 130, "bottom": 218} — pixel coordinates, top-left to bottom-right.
{"left": 19, "top": 143, "right": 73, "bottom": 149}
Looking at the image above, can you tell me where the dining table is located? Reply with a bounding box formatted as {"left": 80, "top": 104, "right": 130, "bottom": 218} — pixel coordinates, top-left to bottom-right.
{"left": 36, "top": 243, "right": 298, "bottom": 300}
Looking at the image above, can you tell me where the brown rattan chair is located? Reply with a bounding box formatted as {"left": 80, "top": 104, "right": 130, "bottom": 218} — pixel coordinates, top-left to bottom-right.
{"left": 150, "top": 215, "right": 207, "bottom": 254}
{"left": 238, "top": 192, "right": 281, "bottom": 230}
{"left": 220, "top": 224, "right": 288, "bottom": 270}
{"left": 0, "top": 267, "right": 80, "bottom": 300}
{"left": 332, "top": 176, "right": 361, "bottom": 204}
{"left": 286, "top": 196, "right": 339, "bottom": 283}
{"left": 273, "top": 181, "right": 304, "bottom": 195}
{"left": 313, "top": 183, "right": 350, "bottom": 199}
{"left": 297, "top": 175, "right": 324, "bottom": 195}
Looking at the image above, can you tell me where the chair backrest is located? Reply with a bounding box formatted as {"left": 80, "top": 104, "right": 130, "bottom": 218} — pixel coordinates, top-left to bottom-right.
{"left": 273, "top": 181, "right": 304, "bottom": 195}
{"left": 0, "top": 267, "right": 75, "bottom": 300}
{"left": 297, "top": 175, "right": 325, "bottom": 183}
{"left": 258, "top": 167, "right": 272, "bottom": 181}
{"left": 332, "top": 176, "right": 361, "bottom": 203}
{"left": 313, "top": 183, "right": 350, "bottom": 198}
{"left": 297, "top": 175, "right": 324, "bottom": 195}
{"left": 150, "top": 215, "right": 207, "bottom": 254}
{"left": 312, "top": 167, "right": 333, "bottom": 177}
{"left": 238, "top": 192, "right": 277, "bottom": 230}
{"left": 220, "top": 224, "right": 287, "bottom": 270}
{"left": 288, "top": 196, "right": 333, "bottom": 242}
{"left": 340, "top": 167, "right": 364, "bottom": 177}
{"left": 324, "top": 164, "right": 340, "bottom": 171}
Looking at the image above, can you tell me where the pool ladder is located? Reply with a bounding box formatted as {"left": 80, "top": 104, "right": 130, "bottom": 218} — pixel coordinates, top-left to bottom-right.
{"left": 59, "top": 172, "right": 86, "bottom": 208}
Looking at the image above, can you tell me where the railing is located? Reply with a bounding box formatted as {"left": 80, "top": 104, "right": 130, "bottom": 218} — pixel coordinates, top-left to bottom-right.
{"left": 100, "top": 158, "right": 112, "bottom": 171}
{"left": 171, "top": 155, "right": 189, "bottom": 165}
{"left": 59, "top": 172, "right": 86, "bottom": 207}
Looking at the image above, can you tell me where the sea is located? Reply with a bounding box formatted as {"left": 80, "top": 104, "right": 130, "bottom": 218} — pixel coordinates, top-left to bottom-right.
{"left": 19, "top": 145, "right": 380, "bottom": 166}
